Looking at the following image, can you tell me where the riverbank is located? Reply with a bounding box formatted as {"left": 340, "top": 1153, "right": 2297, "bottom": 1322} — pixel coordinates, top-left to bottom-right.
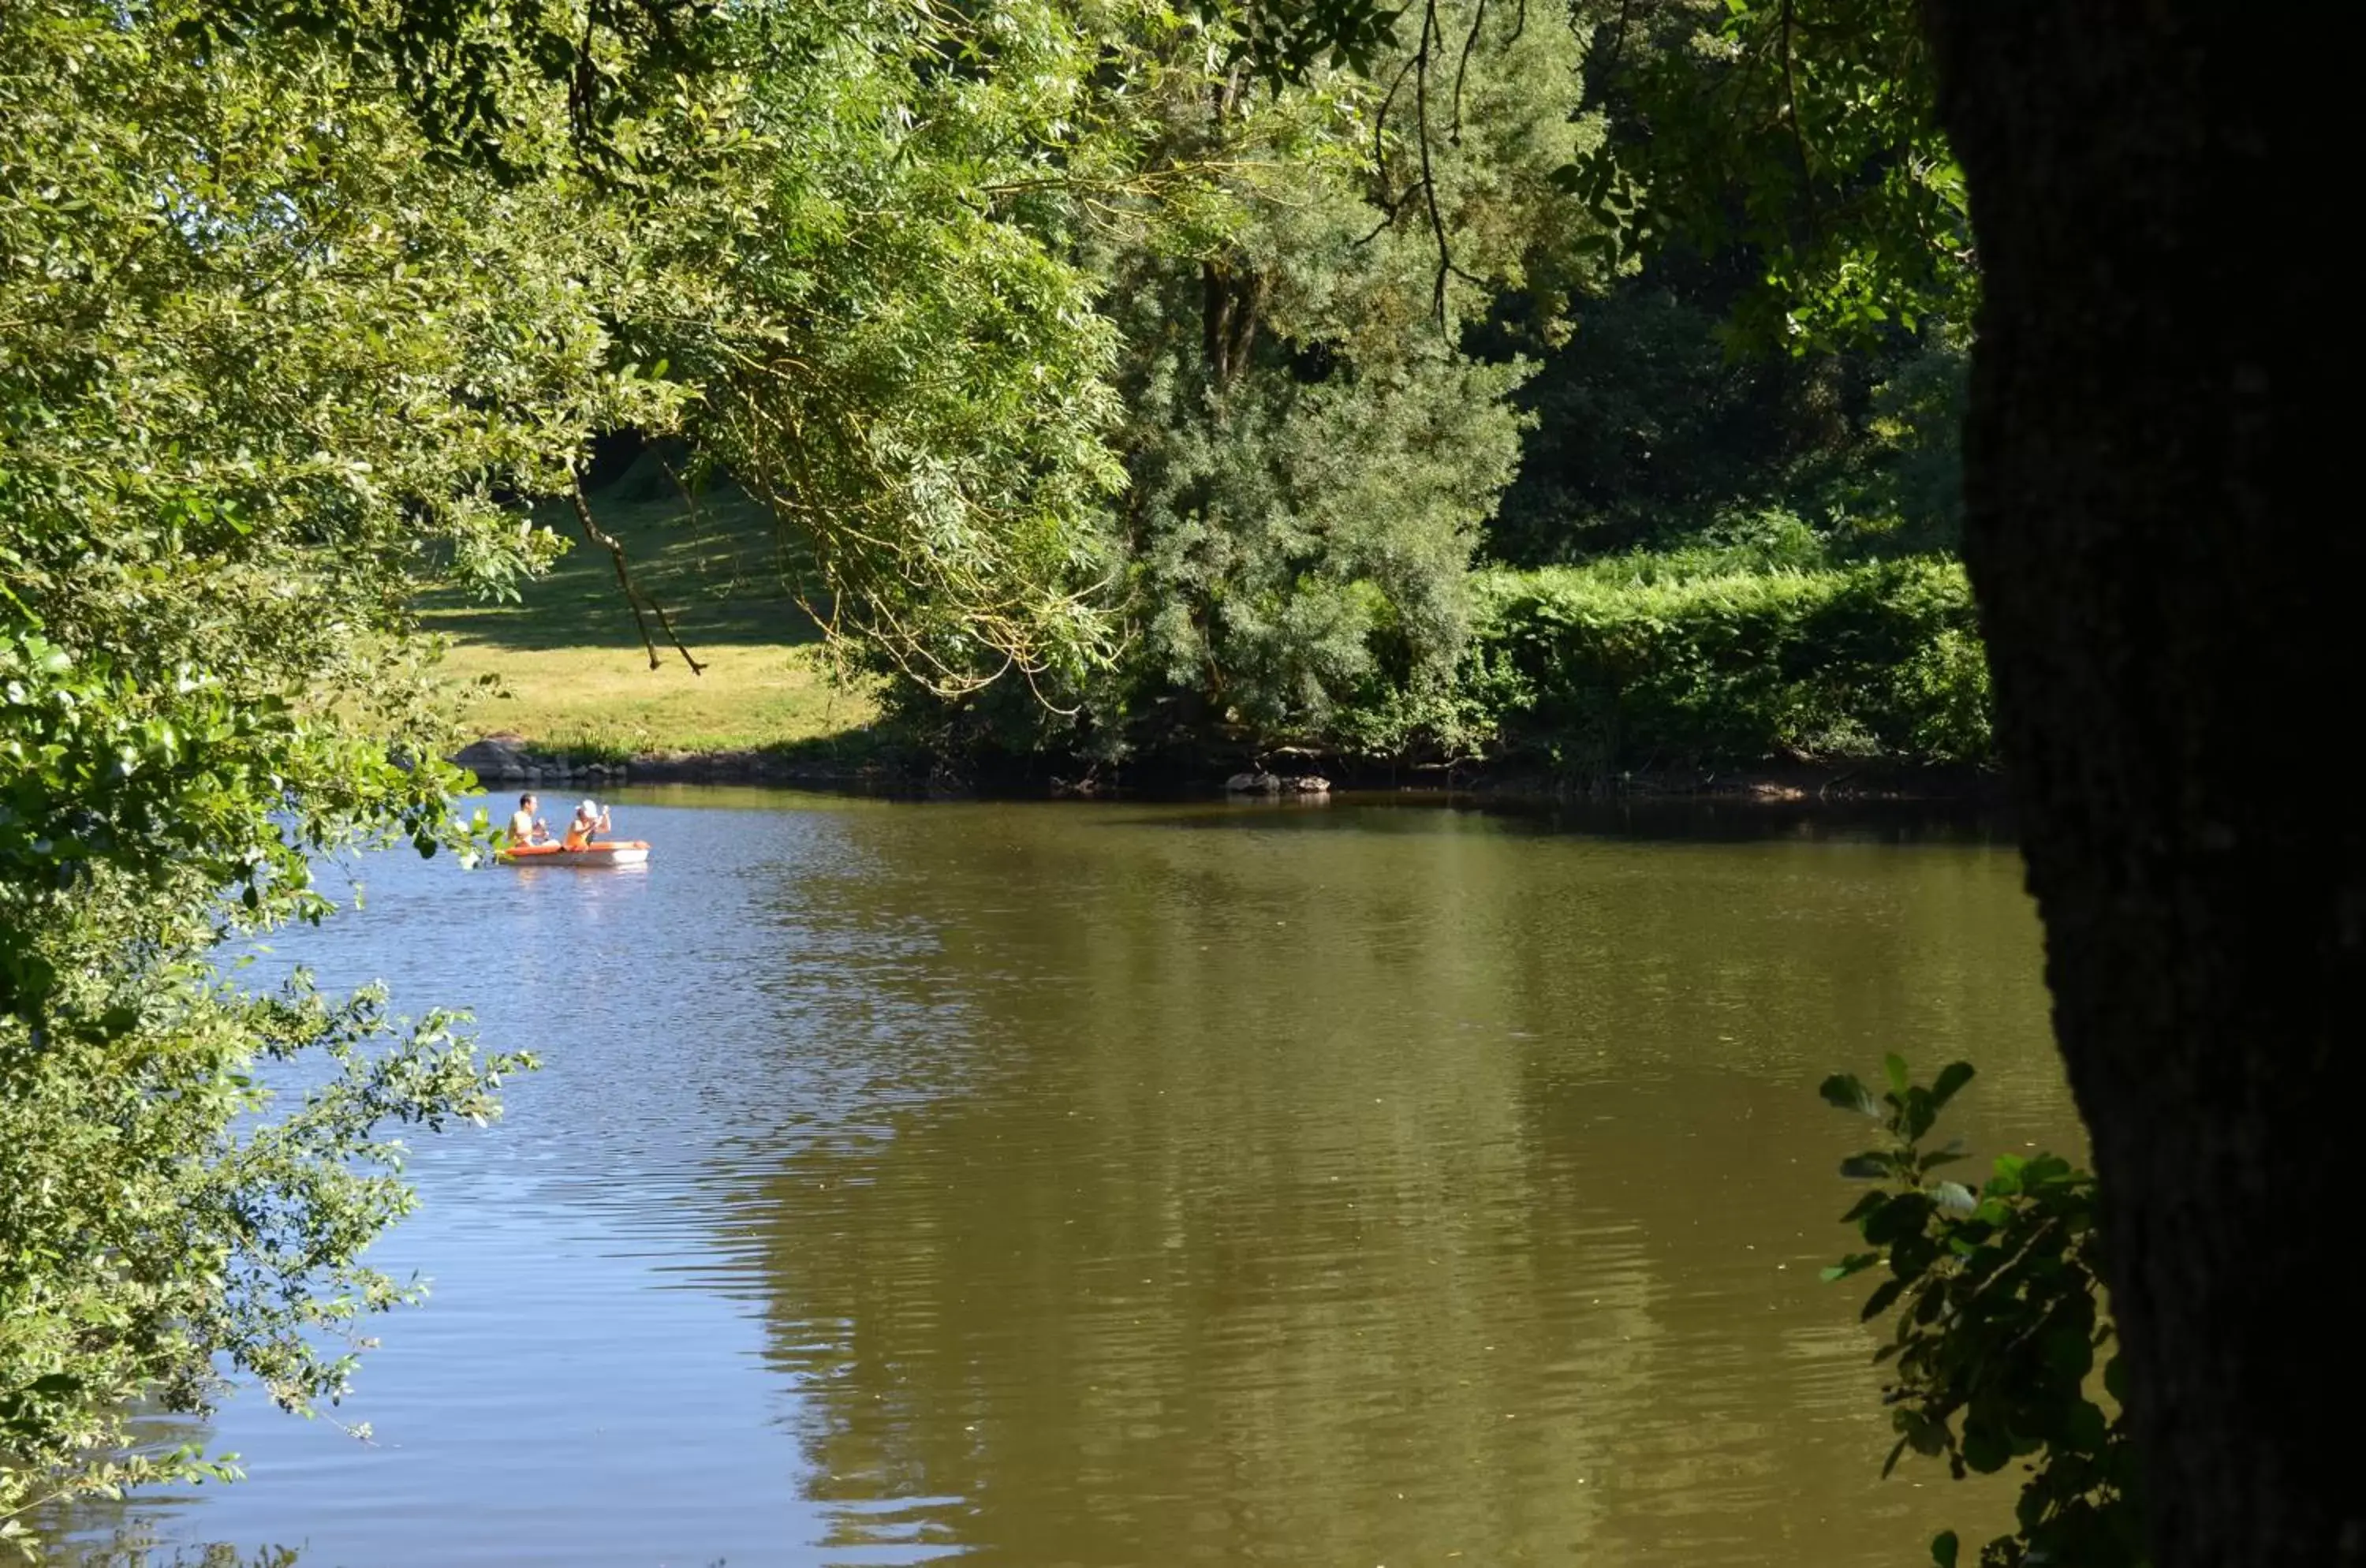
{"left": 436, "top": 479, "right": 2001, "bottom": 807}
{"left": 450, "top": 728, "right": 2002, "bottom": 805}
{"left": 453, "top": 730, "right": 887, "bottom": 792}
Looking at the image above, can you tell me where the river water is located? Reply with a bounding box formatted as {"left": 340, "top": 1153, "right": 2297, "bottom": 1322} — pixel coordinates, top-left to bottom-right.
{"left": 64, "top": 790, "right": 2078, "bottom": 1567}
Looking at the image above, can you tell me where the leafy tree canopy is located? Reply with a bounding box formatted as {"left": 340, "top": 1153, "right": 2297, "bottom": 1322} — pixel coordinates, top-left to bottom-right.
{"left": 2, "top": 0, "right": 1171, "bottom": 1535}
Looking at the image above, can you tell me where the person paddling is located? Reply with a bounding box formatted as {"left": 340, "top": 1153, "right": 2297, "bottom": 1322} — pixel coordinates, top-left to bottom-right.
{"left": 561, "top": 799, "right": 611, "bottom": 851}
{"left": 508, "top": 793, "right": 550, "bottom": 846}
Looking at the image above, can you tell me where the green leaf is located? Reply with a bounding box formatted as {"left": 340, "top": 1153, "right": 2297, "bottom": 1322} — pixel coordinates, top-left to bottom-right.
{"left": 2062, "top": 1399, "right": 2108, "bottom": 1452}
{"left": 1931, "top": 1180, "right": 1976, "bottom": 1215}
{"left": 1863, "top": 1192, "right": 1931, "bottom": 1245}
{"left": 1930, "top": 1061, "right": 1975, "bottom": 1107}
{"left": 1889, "top": 1232, "right": 1942, "bottom": 1281}
{"left": 1859, "top": 1276, "right": 1905, "bottom": 1321}
{"left": 2023, "top": 1153, "right": 2075, "bottom": 1188}
{"left": 1931, "top": 1529, "right": 1960, "bottom": 1568}
{"left": 1838, "top": 1153, "right": 1892, "bottom": 1180}
{"left": 1819, "top": 1073, "right": 1877, "bottom": 1117}
{"left": 1839, "top": 1189, "right": 1886, "bottom": 1222}
{"left": 1883, "top": 1052, "right": 1909, "bottom": 1096}
{"left": 2043, "top": 1326, "right": 2094, "bottom": 1381}
{"left": 1961, "top": 1422, "right": 2010, "bottom": 1473}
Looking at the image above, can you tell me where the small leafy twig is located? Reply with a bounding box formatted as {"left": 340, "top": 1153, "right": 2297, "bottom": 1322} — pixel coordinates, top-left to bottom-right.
{"left": 1818, "top": 1055, "right": 2142, "bottom": 1568}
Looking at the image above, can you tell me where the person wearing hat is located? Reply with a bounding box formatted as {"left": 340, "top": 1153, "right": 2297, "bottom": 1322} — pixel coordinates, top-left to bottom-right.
{"left": 561, "top": 798, "right": 612, "bottom": 852}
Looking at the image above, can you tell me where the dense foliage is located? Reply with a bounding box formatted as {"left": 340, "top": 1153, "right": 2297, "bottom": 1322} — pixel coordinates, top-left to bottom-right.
{"left": 1472, "top": 551, "right": 1991, "bottom": 773}
{"left": 0, "top": 0, "right": 1148, "bottom": 1540}
{"left": 1573, "top": 0, "right": 1972, "bottom": 350}
{"left": 874, "top": 0, "right": 1979, "bottom": 778}
{"left": 1822, "top": 1061, "right": 2141, "bottom": 1567}
{"left": 1481, "top": 277, "right": 1968, "bottom": 565}
{"left": 0, "top": 0, "right": 618, "bottom": 1535}
{"left": 1080, "top": 0, "right": 1587, "bottom": 760}
{"left": 636, "top": 0, "right": 1134, "bottom": 697}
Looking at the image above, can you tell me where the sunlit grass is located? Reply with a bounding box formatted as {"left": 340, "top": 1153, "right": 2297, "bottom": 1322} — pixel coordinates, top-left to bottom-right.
{"left": 435, "top": 637, "right": 878, "bottom": 759}
{"left": 424, "top": 471, "right": 879, "bottom": 756}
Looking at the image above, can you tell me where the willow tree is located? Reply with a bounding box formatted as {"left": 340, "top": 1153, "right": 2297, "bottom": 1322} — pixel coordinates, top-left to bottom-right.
{"left": 0, "top": 0, "right": 1142, "bottom": 1536}
{"left": 0, "top": 0, "right": 643, "bottom": 1532}
{"left": 620, "top": 0, "right": 1133, "bottom": 700}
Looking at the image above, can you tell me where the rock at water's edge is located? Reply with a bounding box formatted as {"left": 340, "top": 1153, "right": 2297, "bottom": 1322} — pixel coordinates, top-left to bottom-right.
{"left": 453, "top": 734, "right": 531, "bottom": 781}
{"left": 1223, "top": 770, "right": 1331, "bottom": 794}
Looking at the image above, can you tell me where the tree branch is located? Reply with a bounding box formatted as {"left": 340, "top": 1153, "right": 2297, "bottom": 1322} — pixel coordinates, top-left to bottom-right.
{"left": 1450, "top": 0, "right": 1489, "bottom": 144}
{"left": 569, "top": 472, "right": 706, "bottom": 676}
{"left": 1414, "top": 0, "right": 1458, "bottom": 319}
{"left": 1779, "top": 0, "right": 1819, "bottom": 239}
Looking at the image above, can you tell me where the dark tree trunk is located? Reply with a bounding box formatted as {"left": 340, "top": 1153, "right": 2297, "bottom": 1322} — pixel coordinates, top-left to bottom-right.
{"left": 1926, "top": 6, "right": 2357, "bottom": 1565}
{"left": 1201, "top": 259, "right": 1263, "bottom": 390}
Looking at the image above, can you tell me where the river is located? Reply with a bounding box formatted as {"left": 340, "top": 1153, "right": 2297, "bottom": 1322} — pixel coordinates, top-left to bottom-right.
{"left": 62, "top": 789, "right": 2077, "bottom": 1567}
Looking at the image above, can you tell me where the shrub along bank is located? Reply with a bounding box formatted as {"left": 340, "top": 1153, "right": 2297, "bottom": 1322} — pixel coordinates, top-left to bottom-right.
{"left": 1461, "top": 554, "right": 1994, "bottom": 779}
{"left": 885, "top": 550, "right": 1998, "bottom": 790}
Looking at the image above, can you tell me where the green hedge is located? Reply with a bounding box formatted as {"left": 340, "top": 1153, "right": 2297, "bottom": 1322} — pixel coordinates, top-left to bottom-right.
{"left": 1466, "top": 556, "right": 1995, "bottom": 772}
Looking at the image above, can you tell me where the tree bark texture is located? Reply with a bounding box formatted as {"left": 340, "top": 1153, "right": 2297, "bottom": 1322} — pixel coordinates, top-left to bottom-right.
{"left": 1927, "top": 6, "right": 2357, "bottom": 1564}
{"left": 1201, "top": 259, "right": 1263, "bottom": 390}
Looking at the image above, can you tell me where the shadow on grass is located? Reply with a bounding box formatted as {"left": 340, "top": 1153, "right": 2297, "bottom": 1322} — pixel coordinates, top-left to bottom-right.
{"left": 420, "top": 474, "right": 824, "bottom": 654}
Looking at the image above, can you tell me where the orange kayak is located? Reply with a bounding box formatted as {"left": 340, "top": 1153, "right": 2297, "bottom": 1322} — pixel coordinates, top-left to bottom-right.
{"left": 498, "top": 840, "right": 651, "bottom": 867}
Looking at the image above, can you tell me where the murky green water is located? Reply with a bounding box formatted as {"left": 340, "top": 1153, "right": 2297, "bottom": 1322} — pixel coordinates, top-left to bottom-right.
{"left": 66, "top": 791, "right": 2076, "bottom": 1567}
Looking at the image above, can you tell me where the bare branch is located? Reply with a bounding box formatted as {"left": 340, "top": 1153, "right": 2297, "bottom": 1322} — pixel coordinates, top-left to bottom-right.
{"left": 1413, "top": 0, "right": 1458, "bottom": 320}
{"left": 1598, "top": 0, "right": 1634, "bottom": 95}
{"left": 1353, "top": 182, "right": 1420, "bottom": 246}
{"left": 1779, "top": 0, "right": 1819, "bottom": 238}
{"left": 1371, "top": 52, "right": 1419, "bottom": 177}
{"left": 1450, "top": 0, "right": 1489, "bottom": 144}
{"left": 569, "top": 472, "right": 707, "bottom": 676}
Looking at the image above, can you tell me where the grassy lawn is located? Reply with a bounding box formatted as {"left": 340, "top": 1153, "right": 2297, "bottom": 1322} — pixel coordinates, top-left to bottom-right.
{"left": 424, "top": 472, "right": 880, "bottom": 758}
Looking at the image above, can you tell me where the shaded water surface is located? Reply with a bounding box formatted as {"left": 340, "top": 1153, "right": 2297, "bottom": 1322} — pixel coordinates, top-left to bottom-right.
{"left": 73, "top": 792, "right": 2075, "bottom": 1567}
